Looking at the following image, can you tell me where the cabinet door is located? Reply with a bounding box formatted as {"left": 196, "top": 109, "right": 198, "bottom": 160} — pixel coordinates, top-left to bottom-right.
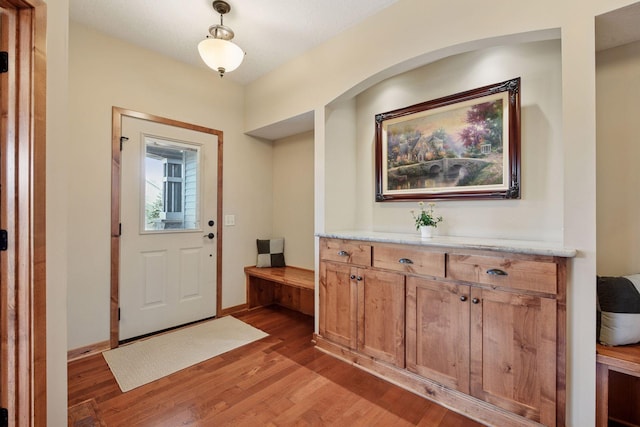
{"left": 470, "top": 288, "right": 557, "bottom": 426}
{"left": 319, "top": 261, "right": 357, "bottom": 349}
{"left": 357, "top": 269, "right": 405, "bottom": 367}
{"left": 406, "top": 277, "right": 470, "bottom": 393}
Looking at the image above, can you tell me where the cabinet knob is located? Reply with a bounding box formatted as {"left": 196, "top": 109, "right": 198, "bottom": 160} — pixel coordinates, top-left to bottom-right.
{"left": 337, "top": 250, "right": 350, "bottom": 257}
{"left": 486, "top": 268, "right": 508, "bottom": 276}
{"left": 356, "top": 276, "right": 363, "bottom": 281}
{"left": 460, "top": 295, "right": 468, "bottom": 302}
{"left": 472, "top": 298, "right": 480, "bottom": 304}
{"left": 398, "top": 258, "right": 414, "bottom": 264}
{"left": 350, "top": 275, "right": 356, "bottom": 280}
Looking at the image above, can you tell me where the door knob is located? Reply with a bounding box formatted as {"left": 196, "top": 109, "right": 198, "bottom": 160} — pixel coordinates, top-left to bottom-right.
{"left": 203, "top": 232, "right": 215, "bottom": 239}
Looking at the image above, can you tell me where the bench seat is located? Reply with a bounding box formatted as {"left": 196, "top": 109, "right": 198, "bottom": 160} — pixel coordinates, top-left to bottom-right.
{"left": 244, "top": 266, "right": 314, "bottom": 316}
{"left": 596, "top": 343, "right": 640, "bottom": 427}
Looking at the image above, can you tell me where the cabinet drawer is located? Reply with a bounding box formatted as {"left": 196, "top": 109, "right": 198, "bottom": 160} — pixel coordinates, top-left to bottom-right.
{"left": 373, "top": 244, "right": 445, "bottom": 277}
{"left": 447, "top": 254, "right": 557, "bottom": 294}
{"left": 320, "top": 238, "right": 371, "bottom": 266}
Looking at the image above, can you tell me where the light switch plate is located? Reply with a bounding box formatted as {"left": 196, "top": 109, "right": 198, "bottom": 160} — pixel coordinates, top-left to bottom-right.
{"left": 224, "top": 214, "right": 235, "bottom": 226}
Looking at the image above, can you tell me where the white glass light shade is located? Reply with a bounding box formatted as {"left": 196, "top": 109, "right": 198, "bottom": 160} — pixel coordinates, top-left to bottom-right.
{"left": 198, "top": 38, "right": 244, "bottom": 75}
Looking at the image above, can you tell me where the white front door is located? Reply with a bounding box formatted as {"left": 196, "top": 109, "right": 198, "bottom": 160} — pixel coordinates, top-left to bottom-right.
{"left": 119, "top": 116, "right": 218, "bottom": 341}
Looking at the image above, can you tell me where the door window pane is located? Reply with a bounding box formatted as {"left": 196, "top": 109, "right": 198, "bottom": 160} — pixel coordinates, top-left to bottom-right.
{"left": 144, "top": 137, "right": 200, "bottom": 231}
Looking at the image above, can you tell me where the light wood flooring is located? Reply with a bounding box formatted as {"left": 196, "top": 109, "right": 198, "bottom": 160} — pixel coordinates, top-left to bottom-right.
{"left": 68, "top": 306, "right": 484, "bottom": 426}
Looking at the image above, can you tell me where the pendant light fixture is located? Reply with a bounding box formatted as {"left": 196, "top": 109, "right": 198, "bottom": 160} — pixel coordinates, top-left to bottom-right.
{"left": 198, "top": 1, "right": 245, "bottom": 77}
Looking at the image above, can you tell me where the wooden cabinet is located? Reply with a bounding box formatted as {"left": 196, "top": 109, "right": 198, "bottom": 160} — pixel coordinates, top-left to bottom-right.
{"left": 357, "top": 268, "right": 405, "bottom": 367}
{"left": 406, "top": 277, "right": 470, "bottom": 393}
{"left": 317, "top": 237, "right": 570, "bottom": 427}
{"left": 469, "top": 287, "right": 557, "bottom": 426}
{"left": 319, "top": 240, "right": 405, "bottom": 367}
{"left": 319, "top": 238, "right": 371, "bottom": 349}
{"left": 319, "top": 262, "right": 404, "bottom": 367}
{"left": 441, "top": 253, "right": 559, "bottom": 424}
{"left": 319, "top": 261, "right": 357, "bottom": 349}
{"left": 406, "top": 276, "right": 557, "bottom": 425}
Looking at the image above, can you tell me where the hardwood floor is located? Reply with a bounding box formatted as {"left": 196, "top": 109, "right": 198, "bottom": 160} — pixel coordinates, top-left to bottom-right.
{"left": 68, "top": 306, "right": 484, "bottom": 426}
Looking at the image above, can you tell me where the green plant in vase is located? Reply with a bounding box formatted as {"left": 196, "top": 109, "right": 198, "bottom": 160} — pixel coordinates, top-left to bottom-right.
{"left": 411, "top": 202, "right": 443, "bottom": 238}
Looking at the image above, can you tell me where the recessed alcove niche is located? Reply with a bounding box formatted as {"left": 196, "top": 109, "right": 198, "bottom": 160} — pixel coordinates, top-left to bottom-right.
{"left": 595, "top": 3, "right": 640, "bottom": 426}
{"left": 596, "top": 3, "right": 640, "bottom": 276}
{"left": 323, "top": 33, "right": 563, "bottom": 243}
{"left": 271, "top": 130, "right": 315, "bottom": 270}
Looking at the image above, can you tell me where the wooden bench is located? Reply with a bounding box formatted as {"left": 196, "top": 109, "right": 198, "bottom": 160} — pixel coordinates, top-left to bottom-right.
{"left": 244, "top": 266, "right": 315, "bottom": 316}
{"left": 596, "top": 343, "right": 640, "bottom": 427}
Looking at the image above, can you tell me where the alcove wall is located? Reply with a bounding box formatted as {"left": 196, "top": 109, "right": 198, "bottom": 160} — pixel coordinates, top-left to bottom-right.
{"left": 595, "top": 36, "right": 640, "bottom": 427}
{"left": 272, "top": 131, "right": 315, "bottom": 270}
{"left": 596, "top": 40, "right": 640, "bottom": 276}
{"left": 323, "top": 39, "right": 563, "bottom": 241}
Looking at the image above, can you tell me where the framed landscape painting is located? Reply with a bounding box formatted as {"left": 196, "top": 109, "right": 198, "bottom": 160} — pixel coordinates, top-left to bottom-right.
{"left": 375, "top": 78, "right": 521, "bottom": 201}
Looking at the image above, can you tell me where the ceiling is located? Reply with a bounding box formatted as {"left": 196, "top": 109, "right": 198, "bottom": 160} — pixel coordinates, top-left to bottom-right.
{"left": 596, "top": 2, "right": 640, "bottom": 51}
{"left": 69, "top": 0, "right": 399, "bottom": 85}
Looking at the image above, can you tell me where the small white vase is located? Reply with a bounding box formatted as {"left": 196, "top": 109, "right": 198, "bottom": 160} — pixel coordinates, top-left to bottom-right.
{"left": 419, "top": 225, "right": 434, "bottom": 238}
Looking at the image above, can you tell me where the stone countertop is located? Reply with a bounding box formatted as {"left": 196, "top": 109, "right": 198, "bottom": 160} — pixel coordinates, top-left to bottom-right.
{"left": 317, "top": 230, "right": 577, "bottom": 258}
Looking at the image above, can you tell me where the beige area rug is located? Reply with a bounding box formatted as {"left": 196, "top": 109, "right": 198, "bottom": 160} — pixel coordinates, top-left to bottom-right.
{"left": 102, "top": 316, "right": 268, "bottom": 392}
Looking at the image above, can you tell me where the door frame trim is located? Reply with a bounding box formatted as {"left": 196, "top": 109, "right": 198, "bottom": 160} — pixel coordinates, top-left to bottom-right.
{"left": 0, "top": 0, "right": 47, "bottom": 424}
{"left": 110, "top": 107, "right": 224, "bottom": 348}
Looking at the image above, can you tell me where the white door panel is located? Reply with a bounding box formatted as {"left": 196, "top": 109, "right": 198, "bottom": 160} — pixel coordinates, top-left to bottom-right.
{"left": 120, "top": 116, "right": 217, "bottom": 340}
{"left": 142, "top": 250, "right": 168, "bottom": 308}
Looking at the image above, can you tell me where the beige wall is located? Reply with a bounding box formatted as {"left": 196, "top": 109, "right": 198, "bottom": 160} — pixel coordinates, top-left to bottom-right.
{"left": 244, "top": 1, "right": 564, "bottom": 134}
{"left": 47, "top": 0, "right": 69, "bottom": 425}
{"left": 272, "top": 131, "right": 315, "bottom": 269}
{"left": 354, "top": 41, "right": 563, "bottom": 240}
{"left": 67, "top": 23, "right": 273, "bottom": 349}
{"left": 323, "top": 99, "right": 358, "bottom": 231}
{"left": 597, "top": 41, "right": 640, "bottom": 276}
